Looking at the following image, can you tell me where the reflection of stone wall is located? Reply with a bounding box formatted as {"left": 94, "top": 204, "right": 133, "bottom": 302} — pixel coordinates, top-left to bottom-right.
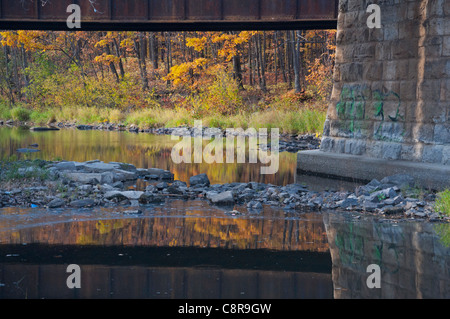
{"left": 324, "top": 212, "right": 450, "bottom": 298}
{"left": 322, "top": 0, "right": 450, "bottom": 164}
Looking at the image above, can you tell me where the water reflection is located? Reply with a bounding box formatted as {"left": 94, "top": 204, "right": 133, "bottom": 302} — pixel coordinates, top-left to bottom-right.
{"left": 0, "top": 127, "right": 296, "bottom": 186}
{"left": 0, "top": 201, "right": 333, "bottom": 299}
{"left": 324, "top": 212, "right": 450, "bottom": 299}
{"left": 1, "top": 201, "right": 449, "bottom": 299}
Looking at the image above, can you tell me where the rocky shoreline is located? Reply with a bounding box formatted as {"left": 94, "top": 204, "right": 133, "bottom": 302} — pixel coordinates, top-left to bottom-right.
{"left": 0, "top": 159, "right": 448, "bottom": 222}
{"left": 0, "top": 120, "right": 321, "bottom": 153}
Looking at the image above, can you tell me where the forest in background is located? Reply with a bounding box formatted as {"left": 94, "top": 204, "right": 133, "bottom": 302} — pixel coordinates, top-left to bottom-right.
{"left": 0, "top": 30, "right": 336, "bottom": 134}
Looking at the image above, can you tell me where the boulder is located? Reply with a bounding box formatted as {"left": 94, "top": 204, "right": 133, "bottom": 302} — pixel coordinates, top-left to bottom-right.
{"left": 139, "top": 192, "right": 164, "bottom": 204}
{"left": 189, "top": 173, "right": 210, "bottom": 187}
{"left": 70, "top": 198, "right": 95, "bottom": 208}
{"left": 209, "top": 191, "right": 235, "bottom": 205}
{"left": 47, "top": 198, "right": 65, "bottom": 208}
{"left": 54, "top": 161, "right": 76, "bottom": 171}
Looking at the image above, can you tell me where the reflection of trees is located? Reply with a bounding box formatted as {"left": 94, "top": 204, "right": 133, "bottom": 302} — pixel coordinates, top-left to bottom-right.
{"left": 0, "top": 212, "right": 329, "bottom": 252}
{"left": 434, "top": 224, "right": 450, "bottom": 248}
{"left": 0, "top": 127, "right": 296, "bottom": 185}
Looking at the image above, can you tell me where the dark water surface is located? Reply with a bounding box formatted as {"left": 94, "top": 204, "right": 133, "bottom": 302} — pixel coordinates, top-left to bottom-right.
{"left": 0, "top": 127, "right": 449, "bottom": 299}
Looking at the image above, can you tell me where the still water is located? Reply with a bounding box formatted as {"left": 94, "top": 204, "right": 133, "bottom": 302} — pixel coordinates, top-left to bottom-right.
{"left": 0, "top": 127, "right": 449, "bottom": 299}
{"left": 0, "top": 201, "right": 449, "bottom": 299}
{"left": 0, "top": 126, "right": 297, "bottom": 186}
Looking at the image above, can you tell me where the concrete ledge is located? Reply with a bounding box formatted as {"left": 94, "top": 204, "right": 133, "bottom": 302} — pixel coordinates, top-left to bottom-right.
{"left": 297, "top": 150, "right": 450, "bottom": 191}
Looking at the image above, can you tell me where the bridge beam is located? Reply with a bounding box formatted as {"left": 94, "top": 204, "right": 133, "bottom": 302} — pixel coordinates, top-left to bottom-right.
{"left": 0, "top": 0, "right": 338, "bottom": 31}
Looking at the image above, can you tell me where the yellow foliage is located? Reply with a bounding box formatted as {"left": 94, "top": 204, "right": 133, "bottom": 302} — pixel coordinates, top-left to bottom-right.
{"left": 94, "top": 53, "right": 120, "bottom": 65}
{"left": 164, "top": 58, "right": 208, "bottom": 88}
{"left": 186, "top": 36, "right": 208, "bottom": 52}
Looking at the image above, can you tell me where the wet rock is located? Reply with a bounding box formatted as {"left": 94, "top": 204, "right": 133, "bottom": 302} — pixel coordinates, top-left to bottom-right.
{"left": 189, "top": 173, "right": 210, "bottom": 187}
{"left": 172, "top": 180, "right": 187, "bottom": 188}
{"left": 381, "top": 206, "right": 404, "bottom": 215}
{"left": 156, "top": 182, "right": 168, "bottom": 190}
{"left": 30, "top": 127, "right": 60, "bottom": 131}
{"left": 76, "top": 125, "right": 93, "bottom": 130}
{"left": 247, "top": 200, "right": 263, "bottom": 210}
{"left": 166, "top": 186, "right": 184, "bottom": 195}
{"left": 70, "top": 198, "right": 95, "bottom": 208}
{"left": 139, "top": 192, "right": 164, "bottom": 204}
{"left": 47, "top": 198, "right": 65, "bottom": 208}
{"left": 338, "top": 197, "right": 359, "bottom": 208}
{"left": 122, "top": 209, "right": 142, "bottom": 215}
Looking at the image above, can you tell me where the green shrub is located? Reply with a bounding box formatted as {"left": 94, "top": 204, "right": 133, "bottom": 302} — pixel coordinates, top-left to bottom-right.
{"left": 435, "top": 189, "right": 450, "bottom": 216}
{"left": 11, "top": 106, "right": 31, "bottom": 122}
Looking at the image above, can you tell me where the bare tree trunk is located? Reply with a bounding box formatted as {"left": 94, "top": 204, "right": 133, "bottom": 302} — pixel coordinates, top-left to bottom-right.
{"left": 2, "top": 45, "right": 15, "bottom": 105}
{"left": 113, "top": 37, "right": 125, "bottom": 80}
{"left": 291, "top": 31, "right": 301, "bottom": 93}
{"left": 134, "top": 32, "right": 149, "bottom": 91}
{"left": 256, "top": 33, "right": 266, "bottom": 92}
{"left": 105, "top": 42, "right": 120, "bottom": 83}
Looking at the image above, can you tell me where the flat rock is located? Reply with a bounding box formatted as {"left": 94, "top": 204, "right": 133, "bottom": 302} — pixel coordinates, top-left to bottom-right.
{"left": 30, "top": 127, "right": 60, "bottom": 131}
{"left": 112, "top": 169, "right": 138, "bottom": 182}
{"left": 70, "top": 198, "right": 95, "bottom": 208}
{"left": 84, "top": 162, "right": 120, "bottom": 172}
{"left": 104, "top": 190, "right": 143, "bottom": 200}
{"left": 63, "top": 172, "right": 113, "bottom": 185}
{"left": 54, "top": 161, "right": 76, "bottom": 171}
{"left": 209, "top": 191, "right": 235, "bottom": 205}
{"left": 47, "top": 198, "right": 65, "bottom": 208}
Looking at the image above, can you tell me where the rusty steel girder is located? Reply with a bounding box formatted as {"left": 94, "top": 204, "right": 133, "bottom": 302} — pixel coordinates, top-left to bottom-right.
{"left": 0, "top": 0, "right": 338, "bottom": 31}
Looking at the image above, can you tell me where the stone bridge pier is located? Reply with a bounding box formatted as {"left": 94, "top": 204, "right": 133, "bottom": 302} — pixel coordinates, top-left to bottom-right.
{"left": 298, "top": 0, "right": 450, "bottom": 190}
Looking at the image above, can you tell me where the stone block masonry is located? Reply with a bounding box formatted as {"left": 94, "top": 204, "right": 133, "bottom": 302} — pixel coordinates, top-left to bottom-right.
{"left": 321, "top": 0, "right": 450, "bottom": 166}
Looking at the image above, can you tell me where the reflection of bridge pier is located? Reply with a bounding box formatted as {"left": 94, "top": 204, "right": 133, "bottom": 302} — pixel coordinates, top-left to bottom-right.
{"left": 323, "top": 212, "right": 450, "bottom": 299}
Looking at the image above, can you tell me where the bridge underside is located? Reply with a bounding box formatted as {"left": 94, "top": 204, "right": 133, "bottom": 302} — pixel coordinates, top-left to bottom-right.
{"left": 0, "top": 0, "right": 338, "bottom": 31}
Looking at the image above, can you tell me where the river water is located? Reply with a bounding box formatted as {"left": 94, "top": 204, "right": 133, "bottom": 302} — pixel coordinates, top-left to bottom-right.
{"left": 0, "top": 126, "right": 449, "bottom": 299}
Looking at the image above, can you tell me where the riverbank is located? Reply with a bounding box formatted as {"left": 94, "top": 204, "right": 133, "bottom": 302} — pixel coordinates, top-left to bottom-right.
{"left": 1, "top": 159, "right": 448, "bottom": 223}
{"left": 0, "top": 119, "right": 322, "bottom": 153}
